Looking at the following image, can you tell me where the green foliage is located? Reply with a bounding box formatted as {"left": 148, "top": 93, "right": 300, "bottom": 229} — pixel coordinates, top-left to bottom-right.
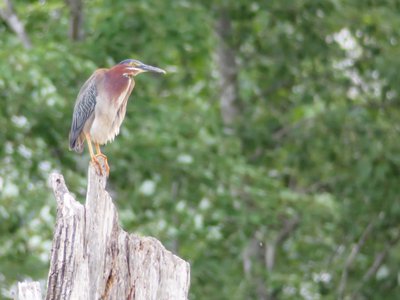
{"left": 0, "top": 0, "right": 400, "bottom": 299}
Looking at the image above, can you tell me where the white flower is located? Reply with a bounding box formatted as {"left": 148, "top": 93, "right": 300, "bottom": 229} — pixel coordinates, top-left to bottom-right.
{"left": 176, "top": 201, "right": 186, "bottom": 212}
{"left": 207, "top": 226, "right": 222, "bottom": 240}
{"left": 377, "top": 265, "right": 389, "bottom": 280}
{"left": 28, "top": 235, "right": 42, "bottom": 249}
{"left": 194, "top": 214, "right": 203, "bottom": 229}
{"left": 199, "top": 198, "right": 210, "bottom": 210}
{"left": 3, "top": 182, "right": 19, "bottom": 197}
{"left": 39, "top": 161, "right": 52, "bottom": 172}
{"left": 11, "top": 115, "right": 28, "bottom": 128}
{"left": 177, "top": 154, "right": 193, "bottom": 164}
{"left": 139, "top": 180, "right": 156, "bottom": 196}
{"left": 18, "top": 144, "right": 32, "bottom": 159}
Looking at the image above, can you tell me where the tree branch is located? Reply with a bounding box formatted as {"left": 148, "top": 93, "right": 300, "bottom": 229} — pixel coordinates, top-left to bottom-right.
{"left": 64, "top": 0, "right": 84, "bottom": 41}
{"left": 351, "top": 231, "right": 400, "bottom": 298}
{"left": 337, "top": 221, "right": 374, "bottom": 300}
{"left": 214, "top": 7, "right": 240, "bottom": 128}
{"left": 0, "top": 0, "right": 32, "bottom": 49}
{"left": 242, "top": 236, "right": 269, "bottom": 300}
{"left": 265, "top": 215, "right": 300, "bottom": 271}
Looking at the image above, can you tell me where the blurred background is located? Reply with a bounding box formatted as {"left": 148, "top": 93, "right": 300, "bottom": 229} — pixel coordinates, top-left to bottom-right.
{"left": 1, "top": 0, "right": 400, "bottom": 299}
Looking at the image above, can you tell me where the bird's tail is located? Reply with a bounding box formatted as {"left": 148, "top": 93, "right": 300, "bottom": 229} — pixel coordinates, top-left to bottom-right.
{"left": 69, "top": 132, "right": 84, "bottom": 153}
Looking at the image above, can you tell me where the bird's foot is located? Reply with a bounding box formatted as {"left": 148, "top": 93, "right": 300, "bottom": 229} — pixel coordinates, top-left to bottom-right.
{"left": 90, "top": 156, "right": 109, "bottom": 177}
{"left": 94, "top": 154, "right": 110, "bottom": 176}
{"left": 90, "top": 157, "right": 103, "bottom": 176}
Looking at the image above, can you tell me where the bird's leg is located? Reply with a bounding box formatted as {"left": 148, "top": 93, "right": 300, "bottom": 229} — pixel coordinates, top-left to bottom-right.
{"left": 85, "top": 133, "right": 103, "bottom": 176}
{"left": 95, "top": 143, "right": 110, "bottom": 175}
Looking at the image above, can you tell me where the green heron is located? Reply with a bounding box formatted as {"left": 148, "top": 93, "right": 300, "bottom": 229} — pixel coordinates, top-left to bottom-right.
{"left": 69, "top": 59, "right": 166, "bottom": 175}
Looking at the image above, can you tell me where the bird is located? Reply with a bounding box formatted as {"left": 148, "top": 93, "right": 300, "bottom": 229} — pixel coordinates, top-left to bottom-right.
{"left": 69, "top": 59, "right": 166, "bottom": 176}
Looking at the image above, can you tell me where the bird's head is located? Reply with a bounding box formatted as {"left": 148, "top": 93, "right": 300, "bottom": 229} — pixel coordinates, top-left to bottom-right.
{"left": 118, "top": 59, "right": 166, "bottom": 77}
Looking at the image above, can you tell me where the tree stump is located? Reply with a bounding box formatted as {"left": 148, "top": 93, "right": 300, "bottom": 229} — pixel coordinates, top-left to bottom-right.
{"left": 18, "top": 159, "right": 190, "bottom": 300}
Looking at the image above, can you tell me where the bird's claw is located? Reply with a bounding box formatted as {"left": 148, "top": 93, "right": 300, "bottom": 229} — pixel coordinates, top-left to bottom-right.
{"left": 90, "top": 158, "right": 104, "bottom": 176}
{"left": 91, "top": 155, "right": 110, "bottom": 177}
{"left": 96, "top": 154, "right": 110, "bottom": 176}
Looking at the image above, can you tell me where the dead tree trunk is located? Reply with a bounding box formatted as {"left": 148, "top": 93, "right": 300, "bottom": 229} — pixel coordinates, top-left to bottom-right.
{"left": 17, "top": 159, "right": 190, "bottom": 300}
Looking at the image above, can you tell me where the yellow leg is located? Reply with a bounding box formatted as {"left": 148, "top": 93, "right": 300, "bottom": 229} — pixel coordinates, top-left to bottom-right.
{"left": 94, "top": 143, "right": 110, "bottom": 175}
{"left": 85, "top": 133, "right": 103, "bottom": 176}
{"left": 95, "top": 143, "right": 101, "bottom": 155}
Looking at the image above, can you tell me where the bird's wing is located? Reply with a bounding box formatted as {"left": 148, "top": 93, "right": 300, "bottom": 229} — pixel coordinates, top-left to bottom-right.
{"left": 69, "top": 74, "right": 98, "bottom": 152}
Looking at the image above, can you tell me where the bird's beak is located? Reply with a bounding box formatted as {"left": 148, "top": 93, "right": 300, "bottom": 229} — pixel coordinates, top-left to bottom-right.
{"left": 137, "top": 63, "right": 166, "bottom": 74}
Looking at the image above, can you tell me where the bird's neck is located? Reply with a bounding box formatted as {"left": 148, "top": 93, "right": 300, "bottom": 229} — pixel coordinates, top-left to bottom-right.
{"left": 102, "top": 67, "right": 134, "bottom": 101}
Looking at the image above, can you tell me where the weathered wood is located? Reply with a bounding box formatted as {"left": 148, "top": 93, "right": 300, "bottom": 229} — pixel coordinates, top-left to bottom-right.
{"left": 16, "top": 281, "right": 42, "bottom": 300}
{"left": 19, "top": 158, "right": 190, "bottom": 300}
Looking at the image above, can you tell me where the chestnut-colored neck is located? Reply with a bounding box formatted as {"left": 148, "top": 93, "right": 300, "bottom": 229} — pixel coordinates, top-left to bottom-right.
{"left": 101, "top": 65, "right": 135, "bottom": 101}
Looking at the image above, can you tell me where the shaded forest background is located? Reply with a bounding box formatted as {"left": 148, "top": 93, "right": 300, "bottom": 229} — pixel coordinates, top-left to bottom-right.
{"left": 1, "top": 0, "right": 400, "bottom": 299}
